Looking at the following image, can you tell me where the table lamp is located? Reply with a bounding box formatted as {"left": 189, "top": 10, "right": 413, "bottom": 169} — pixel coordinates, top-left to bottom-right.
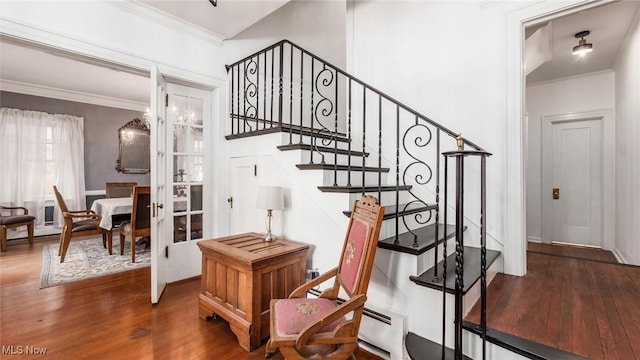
{"left": 256, "top": 186, "right": 284, "bottom": 242}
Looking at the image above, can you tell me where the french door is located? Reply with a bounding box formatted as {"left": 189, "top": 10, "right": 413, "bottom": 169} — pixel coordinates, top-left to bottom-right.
{"left": 150, "top": 66, "right": 168, "bottom": 303}
{"left": 165, "top": 83, "right": 211, "bottom": 282}
{"left": 151, "top": 72, "right": 213, "bottom": 302}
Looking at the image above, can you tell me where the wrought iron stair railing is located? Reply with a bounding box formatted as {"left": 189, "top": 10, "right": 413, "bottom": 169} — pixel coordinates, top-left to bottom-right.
{"left": 226, "top": 40, "right": 492, "bottom": 359}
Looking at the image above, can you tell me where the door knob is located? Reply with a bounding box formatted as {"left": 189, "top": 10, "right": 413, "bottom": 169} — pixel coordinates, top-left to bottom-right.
{"left": 552, "top": 188, "right": 560, "bottom": 200}
{"left": 227, "top": 196, "right": 233, "bottom": 209}
{"left": 152, "top": 203, "right": 164, "bottom": 217}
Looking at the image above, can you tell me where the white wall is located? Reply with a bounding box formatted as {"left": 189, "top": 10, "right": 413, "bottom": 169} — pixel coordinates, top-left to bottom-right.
{"left": 223, "top": 0, "right": 347, "bottom": 69}
{"left": 0, "top": 1, "right": 227, "bottom": 84}
{"left": 614, "top": 9, "right": 640, "bottom": 265}
{"left": 525, "top": 71, "right": 615, "bottom": 242}
{"left": 348, "top": 0, "right": 509, "bottom": 270}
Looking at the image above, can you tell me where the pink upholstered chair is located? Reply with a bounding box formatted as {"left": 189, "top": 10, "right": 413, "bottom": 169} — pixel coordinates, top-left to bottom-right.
{"left": 265, "top": 195, "right": 384, "bottom": 360}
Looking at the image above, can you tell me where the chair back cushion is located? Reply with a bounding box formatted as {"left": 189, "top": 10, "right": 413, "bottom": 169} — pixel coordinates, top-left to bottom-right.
{"left": 338, "top": 219, "right": 370, "bottom": 295}
{"left": 106, "top": 182, "right": 138, "bottom": 198}
{"left": 336, "top": 195, "right": 384, "bottom": 298}
{"left": 131, "top": 186, "right": 151, "bottom": 232}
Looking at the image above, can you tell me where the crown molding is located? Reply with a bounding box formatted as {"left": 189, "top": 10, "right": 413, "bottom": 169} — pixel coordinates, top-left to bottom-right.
{"left": 0, "top": 79, "right": 147, "bottom": 112}
{"left": 526, "top": 69, "right": 613, "bottom": 87}
{"left": 108, "top": 1, "right": 225, "bottom": 46}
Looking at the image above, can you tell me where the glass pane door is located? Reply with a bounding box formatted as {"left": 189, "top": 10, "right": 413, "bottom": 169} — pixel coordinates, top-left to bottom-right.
{"left": 171, "top": 94, "right": 204, "bottom": 244}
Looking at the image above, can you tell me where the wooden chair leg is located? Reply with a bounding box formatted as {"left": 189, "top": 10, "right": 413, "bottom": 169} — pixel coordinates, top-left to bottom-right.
{"left": 120, "top": 233, "right": 125, "bottom": 256}
{"left": 106, "top": 230, "right": 113, "bottom": 255}
{"left": 131, "top": 236, "right": 136, "bottom": 263}
{"left": 59, "top": 228, "right": 72, "bottom": 263}
{"left": 0, "top": 226, "right": 7, "bottom": 252}
{"left": 57, "top": 226, "right": 66, "bottom": 256}
{"left": 27, "top": 221, "right": 34, "bottom": 246}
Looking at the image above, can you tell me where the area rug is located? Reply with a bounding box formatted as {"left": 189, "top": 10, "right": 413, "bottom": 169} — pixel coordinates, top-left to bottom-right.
{"left": 40, "top": 236, "right": 150, "bottom": 288}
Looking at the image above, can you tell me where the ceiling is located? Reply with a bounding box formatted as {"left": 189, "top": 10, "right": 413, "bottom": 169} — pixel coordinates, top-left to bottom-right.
{"left": 1, "top": 1, "right": 638, "bottom": 107}
{"left": 526, "top": 0, "right": 640, "bottom": 84}
{"left": 140, "top": 0, "right": 289, "bottom": 40}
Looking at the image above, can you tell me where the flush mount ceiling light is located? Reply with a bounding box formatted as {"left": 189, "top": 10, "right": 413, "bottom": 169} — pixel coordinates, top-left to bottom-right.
{"left": 573, "top": 30, "right": 593, "bottom": 56}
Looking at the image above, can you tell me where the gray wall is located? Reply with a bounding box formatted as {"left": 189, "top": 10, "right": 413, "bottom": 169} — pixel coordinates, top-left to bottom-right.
{"left": 1, "top": 91, "right": 150, "bottom": 191}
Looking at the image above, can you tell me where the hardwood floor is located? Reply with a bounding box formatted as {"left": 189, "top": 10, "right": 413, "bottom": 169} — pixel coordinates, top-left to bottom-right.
{"left": 527, "top": 241, "right": 619, "bottom": 263}
{"left": 466, "top": 243, "right": 640, "bottom": 359}
{"left": 0, "top": 238, "right": 382, "bottom": 360}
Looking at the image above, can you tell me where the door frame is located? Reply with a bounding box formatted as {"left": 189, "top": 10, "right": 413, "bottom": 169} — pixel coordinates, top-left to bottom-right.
{"left": 505, "top": 0, "right": 606, "bottom": 276}
{"left": 1, "top": 17, "right": 230, "bottom": 297}
{"left": 540, "top": 110, "right": 614, "bottom": 250}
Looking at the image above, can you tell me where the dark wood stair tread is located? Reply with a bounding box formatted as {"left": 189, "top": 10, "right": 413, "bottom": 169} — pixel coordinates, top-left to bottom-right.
{"left": 317, "top": 185, "right": 411, "bottom": 193}
{"left": 296, "top": 163, "right": 389, "bottom": 172}
{"left": 405, "top": 332, "right": 471, "bottom": 360}
{"left": 344, "top": 202, "right": 436, "bottom": 219}
{"left": 278, "top": 144, "right": 369, "bottom": 157}
{"left": 410, "top": 246, "right": 501, "bottom": 294}
{"left": 462, "top": 321, "right": 588, "bottom": 360}
{"left": 226, "top": 119, "right": 350, "bottom": 143}
{"left": 378, "top": 223, "right": 456, "bottom": 255}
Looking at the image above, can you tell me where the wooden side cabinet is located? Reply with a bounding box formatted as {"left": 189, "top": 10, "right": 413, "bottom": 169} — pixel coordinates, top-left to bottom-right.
{"left": 197, "top": 232, "right": 309, "bottom": 352}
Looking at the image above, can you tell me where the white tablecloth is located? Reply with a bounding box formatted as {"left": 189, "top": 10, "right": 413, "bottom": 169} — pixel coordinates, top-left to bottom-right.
{"left": 90, "top": 198, "right": 133, "bottom": 230}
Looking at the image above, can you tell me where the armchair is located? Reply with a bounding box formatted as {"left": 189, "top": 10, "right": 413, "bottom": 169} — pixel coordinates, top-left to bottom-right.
{"left": 0, "top": 206, "right": 36, "bottom": 252}
{"left": 266, "top": 195, "right": 385, "bottom": 359}
{"left": 53, "top": 186, "right": 104, "bottom": 262}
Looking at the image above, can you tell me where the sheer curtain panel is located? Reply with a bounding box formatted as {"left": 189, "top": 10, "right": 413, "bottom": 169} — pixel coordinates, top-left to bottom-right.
{"left": 0, "top": 108, "right": 86, "bottom": 230}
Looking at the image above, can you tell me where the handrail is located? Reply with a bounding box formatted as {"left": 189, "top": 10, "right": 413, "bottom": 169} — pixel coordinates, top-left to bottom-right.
{"left": 226, "top": 39, "right": 484, "bottom": 151}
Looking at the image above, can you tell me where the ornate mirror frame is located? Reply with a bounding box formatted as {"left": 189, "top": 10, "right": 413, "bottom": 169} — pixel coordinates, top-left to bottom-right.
{"left": 115, "top": 118, "right": 150, "bottom": 174}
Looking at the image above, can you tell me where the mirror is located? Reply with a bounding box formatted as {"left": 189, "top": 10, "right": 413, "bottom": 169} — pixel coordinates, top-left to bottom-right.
{"left": 115, "top": 118, "right": 150, "bottom": 174}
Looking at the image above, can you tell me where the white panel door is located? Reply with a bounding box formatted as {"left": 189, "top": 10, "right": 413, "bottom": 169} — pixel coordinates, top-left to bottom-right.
{"left": 166, "top": 84, "right": 211, "bottom": 282}
{"left": 551, "top": 119, "right": 602, "bottom": 247}
{"left": 229, "top": 157, "right": 260, "bottom": 235}
{"left": 150, "top": 66, "right": 168, "bottom": 303}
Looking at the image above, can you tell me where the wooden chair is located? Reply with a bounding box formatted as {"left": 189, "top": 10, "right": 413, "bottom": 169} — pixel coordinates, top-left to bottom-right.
{"left": 265, "top": 195, "right": 385, "bottom": 360}
{"left": 0, "top": 206, "right": 36, "bottom": 252}
{"left": 119, "top": 186, "right": 150, "bottom": 263}
{"left": 105, "top": 182, "right": 138, "bottom": 198}
{"left": 53, "top": 186, "right": 104, "bottom": 263}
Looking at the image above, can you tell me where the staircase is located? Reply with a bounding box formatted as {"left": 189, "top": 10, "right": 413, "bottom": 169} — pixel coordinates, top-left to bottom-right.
{"left": 225, "top": 40, "right": 498, "bottom": 359}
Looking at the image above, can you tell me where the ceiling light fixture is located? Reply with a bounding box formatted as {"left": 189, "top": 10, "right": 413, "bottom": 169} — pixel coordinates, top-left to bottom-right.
{"left": 572, "top": 30, "right": 593, "bottom": 57}
{"left": 209, "top": 0, "right": 217, "bottom": 7}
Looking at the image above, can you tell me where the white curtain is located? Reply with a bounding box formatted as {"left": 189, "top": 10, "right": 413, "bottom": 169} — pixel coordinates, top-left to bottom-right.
{"left": 0, "top": 107, "right": 86, "bottom": 229}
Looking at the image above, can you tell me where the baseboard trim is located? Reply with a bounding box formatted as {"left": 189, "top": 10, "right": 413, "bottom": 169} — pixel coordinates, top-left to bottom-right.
{"left": 527, "top": 237, "right": 542, "bottom": 243}
{"left": 612, "top": 248, "right": 628, "bottom": 264}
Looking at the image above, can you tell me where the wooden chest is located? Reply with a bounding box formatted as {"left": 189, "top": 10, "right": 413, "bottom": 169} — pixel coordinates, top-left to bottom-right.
{"left": 197, "top": 233, "right": 309, "bottom": 352}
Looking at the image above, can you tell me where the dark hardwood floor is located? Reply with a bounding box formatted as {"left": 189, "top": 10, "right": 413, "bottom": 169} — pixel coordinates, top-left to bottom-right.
{"left": 527, "top": 241, "right": 620, "bottom": 263}
{"left": 0, "top": 237, "right": 382, "bottom": 360}
{"left": 466, "top": 242, "right": 640, "bottom": 360}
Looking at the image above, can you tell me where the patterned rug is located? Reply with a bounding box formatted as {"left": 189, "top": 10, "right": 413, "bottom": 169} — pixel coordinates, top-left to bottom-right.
{"left": 40, "top": 236, "right": 150, "bottom": 288}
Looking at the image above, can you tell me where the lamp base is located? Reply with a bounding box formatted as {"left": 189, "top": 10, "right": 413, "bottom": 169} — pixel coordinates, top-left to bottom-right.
{"left": 264, "top": 231, "right": 276, "bottom": 242}
{"left": 264, "top": 209, "right": 276, "bottom": 242}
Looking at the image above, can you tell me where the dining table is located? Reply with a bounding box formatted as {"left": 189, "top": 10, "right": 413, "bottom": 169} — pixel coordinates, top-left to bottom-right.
{"left": 90, "top": 197, "right": 133, "bottom": 231}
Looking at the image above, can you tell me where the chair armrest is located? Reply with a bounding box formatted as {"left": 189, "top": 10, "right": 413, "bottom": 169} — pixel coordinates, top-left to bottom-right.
{"left": 0, "top": 206, "right": 28, "bottom": 215}
{"left": 288, "top": 267, "right": 338, "bottom": 299}
{"left": 66, "top": 210, "right": 97, "bottom": 215}
{"left": 295, "top": 294, "right": 367, "bottom": 349}
{"left": 63, "top": 212, "right": 101, "bottom": 221}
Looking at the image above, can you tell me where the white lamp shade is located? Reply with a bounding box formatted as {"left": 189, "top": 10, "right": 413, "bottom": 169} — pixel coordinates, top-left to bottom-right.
{"left": 256, "top": 186, "right": 284, "bottom": 210}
